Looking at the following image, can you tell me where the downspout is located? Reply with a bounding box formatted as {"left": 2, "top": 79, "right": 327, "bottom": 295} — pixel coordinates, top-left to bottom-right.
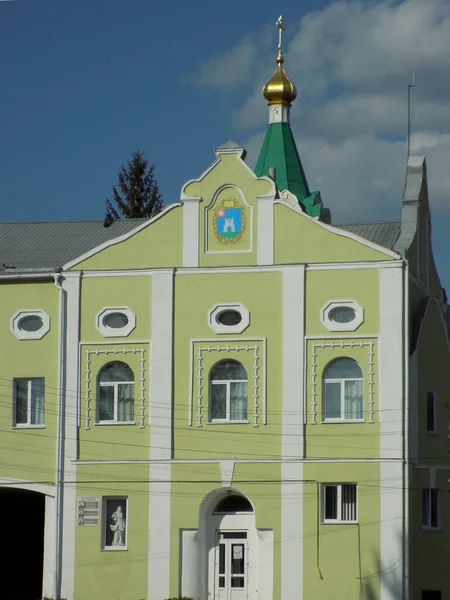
{"left": 53, "top": 273, "right": 66, "bottom": 600}
{"left": 402, "top": 260, "right": 410, "bottom": 600}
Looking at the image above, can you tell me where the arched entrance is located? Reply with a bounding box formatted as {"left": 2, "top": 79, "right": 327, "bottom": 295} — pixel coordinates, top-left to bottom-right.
{"left": 1, "top": 488, "right": 45, "bottom": 600}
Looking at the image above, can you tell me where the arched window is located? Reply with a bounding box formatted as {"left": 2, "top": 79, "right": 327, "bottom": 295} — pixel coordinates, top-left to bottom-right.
{"left": 323, "top": 358, "right": 363, "bottom": 421}
{"left": 214, "top": 494, "right": 253, "bottom": 514}
{"left": 97, "top": 361, "right": 134, "bottom": 423}
{"left": 210, "top": 360, "right": 248, "bottom": 422}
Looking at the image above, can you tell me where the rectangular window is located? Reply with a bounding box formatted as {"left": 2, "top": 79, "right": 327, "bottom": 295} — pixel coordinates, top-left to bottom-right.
{"left": 422, "top": 489, "right": 439, "bottom": 529}
{"left": 13, "top": 378, "right": 45, "bottom": 426}
{"left": 422, "top": 592, "right": 442, "bottom": 600}
{"left": 426, "top": 392, "right": 436, "bottom": 433}
{"left": 102, "top": 497, "right": 127, "bottom": 549}
{"left": 322, "top": 484, "right": 357, "bottom": 523}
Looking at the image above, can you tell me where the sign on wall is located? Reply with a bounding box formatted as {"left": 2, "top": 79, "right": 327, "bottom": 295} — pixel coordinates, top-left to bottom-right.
{"left": 78, "top": 497, "right": 100, "bottom": 526}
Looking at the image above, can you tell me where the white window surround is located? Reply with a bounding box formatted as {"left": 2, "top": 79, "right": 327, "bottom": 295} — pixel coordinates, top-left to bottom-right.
{"left": 12, "top": 377, "right": 45, "bottom": 427}
{"left": 96, "top": 307, "right": 136, "bottom": 338}
{"left": 322, "top": 483, "right": 358, "bottom": 524}
{"left": 11, "top": 309, "right": 50, "bottom": 340}
{"left": 321, "top": 300, "right": 364, "bottom": 332}
{"left": 208, "top": 303, "right": 250, "bottom": 335}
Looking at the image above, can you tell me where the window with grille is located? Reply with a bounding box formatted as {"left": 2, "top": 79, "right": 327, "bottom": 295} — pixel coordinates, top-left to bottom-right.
{"left": 322, "top": 483, "right": 357, "bottom": 523}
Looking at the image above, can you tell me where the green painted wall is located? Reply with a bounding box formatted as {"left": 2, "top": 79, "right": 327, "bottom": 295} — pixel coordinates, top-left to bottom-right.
{"left": 80, "top": 276, "right": 152, "bottom": 342}
{"left": 72, "top": 206, "right": 183, "bottom": 271}
{"left": 79, "top": 343, "right": 150, "bottom": 460}
{"left": 173, "top": 271, "right": 283, "bottom": 459}
{"left": 0, "top": 280, "right": 59, "bottom": 484}
{"left": 74, "top": 464, "right": 149, "bottom": 600}
{"left": 303, "top": 462, "right": 380, "bottom": 600}
{"left": 274, "top": 203, "right": 395, "bottom": 264}
{"left": 305, "top": 269, "right": 379, "bottom": 337}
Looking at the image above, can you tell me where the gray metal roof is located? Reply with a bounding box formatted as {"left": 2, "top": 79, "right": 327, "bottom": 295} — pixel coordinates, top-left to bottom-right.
{"left": 336, "top": 222, "right": 401, "bottom": 250}
{"left": 0, "top": 218, "right": 401, "bottom": 275}
{"left": 0, "top": 219, "right": 147, "bottom": 273}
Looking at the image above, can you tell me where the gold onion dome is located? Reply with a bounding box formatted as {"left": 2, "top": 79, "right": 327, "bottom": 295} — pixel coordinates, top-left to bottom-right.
{"left": 262, "top": 15, "right": 297, "bottom": 105}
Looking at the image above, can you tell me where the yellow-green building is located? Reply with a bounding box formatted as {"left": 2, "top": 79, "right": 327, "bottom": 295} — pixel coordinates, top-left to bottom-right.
{"left": 1, "top": 22, "right": 449, "bottom": 600}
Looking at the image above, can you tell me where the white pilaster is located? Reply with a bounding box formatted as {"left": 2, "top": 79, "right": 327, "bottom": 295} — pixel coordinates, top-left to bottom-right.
{"left": 379, "top": 264, "right": 405, "bottom": 599}
{"left": 42, "top": 494, "right": 56, "bottom": 598}
{"left": 257, "top": 193, "right": 274, "bottom": 265}
{"left": 281, "top": 265, "right": 305, "bottom": 600}
{"left": 60, "top": 273, "right": 81, "bottom": 600}
{"left": 182, "top": 197, "right": 201, "bottom": 267}
{"left": 148, "top": 270, "right": 174, "bottom": 600}
{"left": 269, "top": 103, "right": 291, "bottom": 124}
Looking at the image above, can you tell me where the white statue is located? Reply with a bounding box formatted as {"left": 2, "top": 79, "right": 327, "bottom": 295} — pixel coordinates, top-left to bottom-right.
{"left": 110, "top": 505, "right": 126, "bottom": 546}
{"left": 222, "top": 218, "right": 236, "bottom": 233}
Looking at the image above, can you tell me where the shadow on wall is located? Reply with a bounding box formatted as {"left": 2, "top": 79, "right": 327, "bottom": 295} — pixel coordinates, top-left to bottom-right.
{"left": 363, "top": 542, "right": 404, "bottom": 600}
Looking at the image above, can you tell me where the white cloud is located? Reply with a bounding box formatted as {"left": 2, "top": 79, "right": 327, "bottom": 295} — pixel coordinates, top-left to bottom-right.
{"left": 194, "top": 0, "right": 450, "bottom": 286}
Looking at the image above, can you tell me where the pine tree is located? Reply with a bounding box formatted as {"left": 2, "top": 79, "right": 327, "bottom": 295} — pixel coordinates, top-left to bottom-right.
{"left": 105, "top": 150, "right": 163, "bottom": 220}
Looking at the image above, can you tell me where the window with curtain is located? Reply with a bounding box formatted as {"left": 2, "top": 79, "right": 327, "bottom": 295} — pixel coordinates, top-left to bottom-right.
{"left": 323, "top": 358, "right": 363, "bottom": 421}
{"left": 210, "top": 360, "right": 248, "bottom": 422}
{"left": 97, "top": 362, "right": 134, "bottom": 423}
{"left": 13, "top": 377, "right": 45, "bottom": 426}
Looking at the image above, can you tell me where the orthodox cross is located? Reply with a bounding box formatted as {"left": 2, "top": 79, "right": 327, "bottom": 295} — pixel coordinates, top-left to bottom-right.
{"left": 276, "top": 15, "right": 284, "bottom": 58}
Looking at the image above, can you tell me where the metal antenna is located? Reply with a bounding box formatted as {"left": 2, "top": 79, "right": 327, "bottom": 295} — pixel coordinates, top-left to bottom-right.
{"left": 407, "top": 71, "right": 416, "bottom": 157}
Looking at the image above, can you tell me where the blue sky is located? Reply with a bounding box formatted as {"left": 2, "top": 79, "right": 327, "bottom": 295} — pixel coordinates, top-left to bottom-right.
{"left": 1, "top": 0, "right": 449, "bottom": 291}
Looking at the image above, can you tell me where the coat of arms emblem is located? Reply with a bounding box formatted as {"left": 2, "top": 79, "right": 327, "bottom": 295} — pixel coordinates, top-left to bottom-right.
{"left": 213, "top": 198, "right": 246, "bottom": 245}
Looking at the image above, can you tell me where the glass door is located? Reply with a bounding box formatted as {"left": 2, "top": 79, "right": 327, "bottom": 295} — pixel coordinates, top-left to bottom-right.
{"left": 215, "top": 531, "right": 247, "bottom": 600}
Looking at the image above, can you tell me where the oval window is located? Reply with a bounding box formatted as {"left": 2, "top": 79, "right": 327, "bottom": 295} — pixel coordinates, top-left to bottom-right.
{"left": 329, "top": 306, "right": 356, "bottom": 324}
{"left": 18, "top": 315, "right": 44, "bottom": 332}
{"left": 103, "top": 312, "right": 129, "bottom": 329}
{"left": 216, "top": 310, "right": 242, "bottom": 327}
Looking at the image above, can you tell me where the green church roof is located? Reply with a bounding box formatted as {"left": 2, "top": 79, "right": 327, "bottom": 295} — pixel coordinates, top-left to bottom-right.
{"left": 254, "top": 122, "right": 324, "bottom": 218}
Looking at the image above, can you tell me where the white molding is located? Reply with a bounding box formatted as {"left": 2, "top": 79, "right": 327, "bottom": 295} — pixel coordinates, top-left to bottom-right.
{"left": 96, "top": 306, "right": 136, "bottom": 338}
{"left": 257, "top": 193, "right": 274, "bottom": 265}
{"left": 281, "top": 461, "right": 303, "bottom": 600}
{"left": 191, "top": 339, "right": 266, "bottom": 428}
{"left": 182, "top": 197, "right": 201, "bottom": 267}
{"left": 148, "top": 463, "right": 171, "bottom": 600}
{"left": 180, "top": 265, "right": 283, "bottom": 275}
{"left": 74, "top": 457, "right": 405, "bottom": 465}
{"left": 321, "top": 300, "right": 364, "bottom": 332}
{"left": 307, "top": 260, "right": 403, "bottom": 271}
{"left": 0, "top": 477, "right": 55, "bottom": 496}
{"left": 208, "top": 302, "right": 250, "bottom": 335}
{"left": 83, "top": 346, "right": 147, "bottom": 429}
{"left": 307, "top": 334, "right": 379, "bottom": 340}
{"left": 204, "top": 185, "right": 253, "bottom": 255}
{"left": 282, "top": 265, "right": 305, "bottom": 458}
{"left": 11, "top": 308, "right": 50, "bottom": 340}
{"left": 149, "top": 270, "right": 174, "bottom": 458}
{"left": 310, "top": 339, "right": 375, "bottom": 424}
{"left": 80, "top": 339, "right": 150, "bottom": 346}
{"left": 379, "top": 265, "right": 405, "bottom": 600}
{"left": 274, "top": 199, "right": 401, "bottom": 259}
{"left": 59, "top": 274, "right": 81, "bottom": 600}
{"left": 62, "top": 204, "right": 182, "bottom": 270}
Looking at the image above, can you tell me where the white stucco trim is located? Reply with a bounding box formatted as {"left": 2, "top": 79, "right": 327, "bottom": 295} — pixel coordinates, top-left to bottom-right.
{"left": 75, "top": 456, "right": 407, "bottom": 465}
{"left": 148, "top": 270, "right": 174, "bottom": 600}
{"left": 274, "top": 199, "right": 401, "bottom": 259}
{"left": 148, "top": 463, "right": 172, "bottom": 600}
{"left": 307, "top": 260, "right": 403, "bottom": 271}
{"left": 379, "top": 264, "right": 405, "bottom": 599}
{"left": 208, "top": 302, "right": 250, "bottom": 334}
{"left": 11, "top": 308, "right": 51, "bottom": 340}
{"left": 281, "top": 265, "right": 304, "bottom": 600}
{"left": 62, "top": 204, "right": 182, "bottom": 270}
{"left": 219, "top": 460, "right": 235, "bottom": 487}
{"left": 0, "top": 477, "right": 55, "bottom": 496}
{"left": 95, "top": 306, "right": 136, "bottom": 337}
{"left": 182, "top": 197, "right": 201, "bottom": 267}
{"left": 320, "top": 299, "right": 364, "bottom": 332}
{"left": 257, "top": 193, "right": 274, "bottom": 265}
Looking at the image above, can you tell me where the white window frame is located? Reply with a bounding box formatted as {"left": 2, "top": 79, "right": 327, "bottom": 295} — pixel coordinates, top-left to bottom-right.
{"left": 209, "top": 365, "right": 248, "bottom": 424}
{"left": 96, "top": 307, "right": 136, "bottom": 338}
{"left": 322, "top": 483, "right": 358, "bottom": 524}
{"left": 11, "top": 309, "right": 50, "bottom": 340}
{"left": 323, "top": 373, "right": 364, "bottom": 423}
{"left": 208, "top": 303, "right": 250, "bottom": 335}
{"left": 422, "top": 489, "right": 440, "bottom": 530}
{"left": 426, "top": 392, "right": 437, "bottom": 434}
{"left": 12, "top": 377, "right": 45, "bottom": 428}
{"left": 101, "top": 496, "right": 128, "bottom": 550}
{"left": 321, "top": 300, "right": 364, "bottom": 332}
{"left": 97, "top": 365, "right": 135, "bottom": 424}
